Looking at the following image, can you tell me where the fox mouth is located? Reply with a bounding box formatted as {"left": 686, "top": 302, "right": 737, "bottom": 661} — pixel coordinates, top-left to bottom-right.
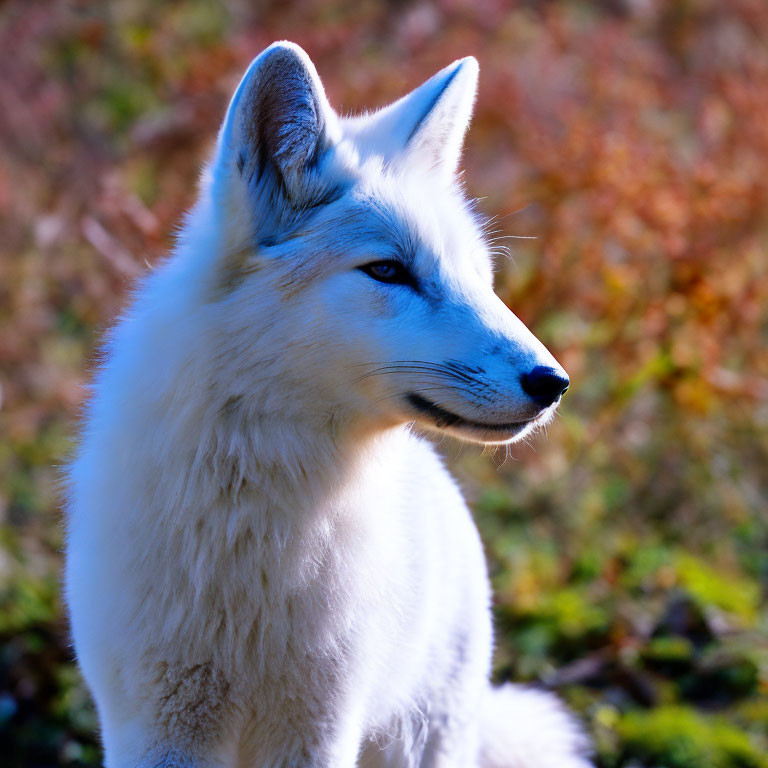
{"left": 405, "top": 393, "right": 537, "bottom": 441}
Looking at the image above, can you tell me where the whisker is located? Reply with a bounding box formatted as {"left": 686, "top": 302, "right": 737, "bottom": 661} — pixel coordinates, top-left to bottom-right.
{"left": 353, "top": 362, "right": 483, "bottom": 386}
{"left": 354, "top": 368, "right": 476, "bottom": 385}
{"left": 372, "top": 385, "right": 474, "bottom": 406}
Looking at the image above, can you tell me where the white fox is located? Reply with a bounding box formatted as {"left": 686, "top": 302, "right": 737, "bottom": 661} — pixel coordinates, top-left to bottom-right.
{"left": 65, "top": 42, "right": 591, "bottom": 768}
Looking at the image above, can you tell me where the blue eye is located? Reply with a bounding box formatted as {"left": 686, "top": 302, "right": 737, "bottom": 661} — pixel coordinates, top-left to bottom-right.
{"left": 359, "top": 260, "right": 417, "bottom": 288}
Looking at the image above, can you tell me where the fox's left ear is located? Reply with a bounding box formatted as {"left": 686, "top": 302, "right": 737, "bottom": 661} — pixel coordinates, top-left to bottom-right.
{"left": 213, "top": 42, "right": 339, "bottom": 208}
{"left": 345, "top": 57, "right": 478, "bottom": 181}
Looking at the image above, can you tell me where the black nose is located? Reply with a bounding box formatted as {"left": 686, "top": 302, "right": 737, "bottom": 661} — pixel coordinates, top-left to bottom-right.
{"left": 520, "top": 366, "right": 569, "bottom": 407}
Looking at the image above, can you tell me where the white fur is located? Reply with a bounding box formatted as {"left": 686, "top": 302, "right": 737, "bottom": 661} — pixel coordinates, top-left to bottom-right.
{"left": 65, "top": 42, "right": 591, "bottom": 768}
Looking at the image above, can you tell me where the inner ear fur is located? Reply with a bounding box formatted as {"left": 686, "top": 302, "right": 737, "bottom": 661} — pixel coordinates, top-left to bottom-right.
{"left": 222, "top": 42, "right": 338, "bottom": 205}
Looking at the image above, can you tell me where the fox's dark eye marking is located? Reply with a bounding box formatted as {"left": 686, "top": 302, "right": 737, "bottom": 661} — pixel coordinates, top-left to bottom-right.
{"left": 358, "top": 260, "right": 418, "bottom": 289}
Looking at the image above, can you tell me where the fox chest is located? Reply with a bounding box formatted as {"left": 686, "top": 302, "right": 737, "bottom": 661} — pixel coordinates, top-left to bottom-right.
{"left": 139, "top": 508, "right": 374, "bottom": 680}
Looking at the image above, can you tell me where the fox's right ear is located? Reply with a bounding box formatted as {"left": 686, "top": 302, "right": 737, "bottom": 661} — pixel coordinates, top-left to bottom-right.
{"left": 212, "top": 42, "right": 339, "bottom": 208}
{"left": 344, "top": 57, "right": 478, "bottom": 182}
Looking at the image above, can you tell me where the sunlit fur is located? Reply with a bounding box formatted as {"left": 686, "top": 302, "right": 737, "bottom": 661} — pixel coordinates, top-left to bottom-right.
{"left": 65, "top": 42, "right": 590, "bottom": 767}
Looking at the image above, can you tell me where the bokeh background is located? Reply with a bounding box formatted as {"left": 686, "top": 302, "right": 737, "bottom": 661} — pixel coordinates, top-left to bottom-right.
{"left": 1, "top": 0, "right": 767, "bottom": 766}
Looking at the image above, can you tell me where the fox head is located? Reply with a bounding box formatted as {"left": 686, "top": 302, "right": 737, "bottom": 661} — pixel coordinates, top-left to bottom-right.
{"left": 190, "top": 42, "right": 568, "bottom": 446}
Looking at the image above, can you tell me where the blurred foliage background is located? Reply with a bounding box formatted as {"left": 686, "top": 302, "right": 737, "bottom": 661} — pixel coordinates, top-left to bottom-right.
{"left": 1, "top": 0, "right": 767, "bottom": 766}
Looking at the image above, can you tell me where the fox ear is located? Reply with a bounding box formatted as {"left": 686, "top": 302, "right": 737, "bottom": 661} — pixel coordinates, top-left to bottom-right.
{"left": 214, "top": 42, "right": 338, "bottom": 205}
{"left": 346, "top": 57, "right": 478, "bottom": 181}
